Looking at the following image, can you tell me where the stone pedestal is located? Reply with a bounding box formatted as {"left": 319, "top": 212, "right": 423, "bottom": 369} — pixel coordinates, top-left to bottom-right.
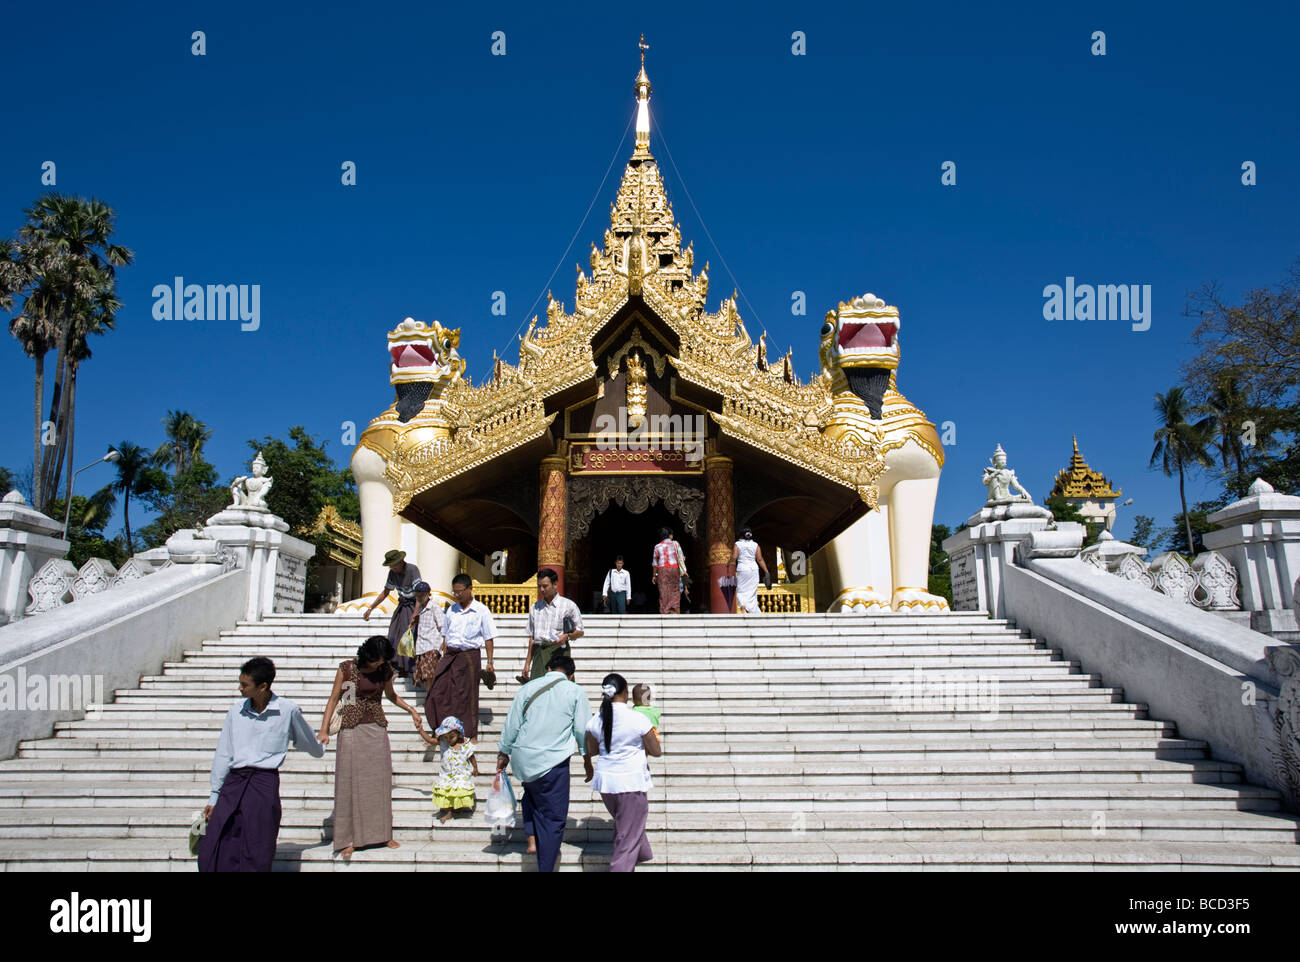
{"left": 0, "top": 492, "right": 70, "bottom": 625}
{"left": 203, "top": 507, "right": 315, "bottom": 619}
{"left": 705, "top": 453, "right": 735, "bottom": 614}
{"left": 1203, "top": 478, "right": 1300, "bottom": 634}
{"left": 942, "top": 502, "right": 1054, "bottom": 618}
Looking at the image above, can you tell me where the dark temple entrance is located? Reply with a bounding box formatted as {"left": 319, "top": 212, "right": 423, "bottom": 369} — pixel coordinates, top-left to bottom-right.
{"left": 584, "top": 504, "right": 696, "bottom": 613}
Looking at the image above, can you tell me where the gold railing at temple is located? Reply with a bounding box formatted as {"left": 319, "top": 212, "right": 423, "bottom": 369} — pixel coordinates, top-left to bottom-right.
{"left": 756, "top": 578, "right": 817, "bottom": 613}
{"left": 470, "top": 575, "right": 817, "bottom": 614}
{"left": 472, "top": 577, "right": 538, "bottom": 615}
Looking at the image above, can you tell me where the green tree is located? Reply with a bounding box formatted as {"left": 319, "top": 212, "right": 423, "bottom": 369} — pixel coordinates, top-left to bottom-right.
{"left": 1130, "top": 514, "right": 1156, "bottom": 549}
{"left": 245, "top": 426, "right": 359, "bottom": 534}
{"left": 1161, "top": 499, "right": 1227, "bottom": 557}
{"left": 15, "top": 195, "right": 132, "bottom": 514}
{"left": 104, "top": 442, "right": 168, "bottom": 555}
{"left": 928, "top": 523, "right": 953, "bottom": 606}
{"left": 2, "top": 235, "right": 67, "bottom": 510}
{"left": 1184, "top": 260, "right": 1300, "bottom": 406}
{"left": 152, "top": 410, "right": 213, "bottom": 477}
{"left": 48, "top": 491, "right": 126, "bottom": 569}
{"left": 1150, "top": 386, "right": 1214, "bottom": 559}
{"left": 137, "top": 457, "right": 228, "bottom": 549}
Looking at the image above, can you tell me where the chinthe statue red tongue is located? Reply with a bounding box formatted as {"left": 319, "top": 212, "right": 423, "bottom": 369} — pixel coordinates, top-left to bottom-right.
{"left": 392, "top": 344, "right": 436, "bottom": 367}
{"left": 839, "top": 322, "right": 897, "bottom": 349}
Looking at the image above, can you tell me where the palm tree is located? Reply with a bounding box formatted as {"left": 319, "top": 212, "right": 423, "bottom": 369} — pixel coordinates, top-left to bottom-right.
{"left": 1193, "top": 374, "right": 1268, "bottom": 500}
{"left": 153, "top": 411, "right": 213, "bottom": 477}
{"left": 2, "top": 236, "right": 71, "bottom": 510}
{"left": 1150, "top": 386, "right": 1214, "bottom": 555}
{"left": 18, "top": 194, "right": 132, "bottom": 513}
{"left": 105, "top": 442, "right": 167, "bottom": 555}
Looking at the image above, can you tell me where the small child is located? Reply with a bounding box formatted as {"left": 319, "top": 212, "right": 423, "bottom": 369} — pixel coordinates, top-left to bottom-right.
{"left": 432, "top": 716, "right": 479, "bottom": 823}
{"left": 631, "top": 684, "right": 661, "bottom": 739}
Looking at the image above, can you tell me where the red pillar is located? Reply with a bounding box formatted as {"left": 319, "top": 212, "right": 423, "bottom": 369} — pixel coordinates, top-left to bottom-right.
{"left": 706, "top": 452, "right": 734, "bottom": 613}
{"left": 538, "top": 455, "right": 567, "bottom": 596}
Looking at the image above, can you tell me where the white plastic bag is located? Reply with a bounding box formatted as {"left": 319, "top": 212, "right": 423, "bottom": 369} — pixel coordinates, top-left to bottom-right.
{"left": 484, "top": 769, "right": 517, "bottom": 829}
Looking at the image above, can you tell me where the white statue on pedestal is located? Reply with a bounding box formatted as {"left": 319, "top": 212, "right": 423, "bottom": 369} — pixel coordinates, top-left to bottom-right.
{"left": 982, "top": 444, "right": 1033, "bottom": 505}
{"left": 230, "top": 452, "right": 273, "bottom": 510}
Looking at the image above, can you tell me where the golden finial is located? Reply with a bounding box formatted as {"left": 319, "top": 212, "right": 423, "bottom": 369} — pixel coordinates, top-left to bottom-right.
{"left": 634, "top": 34, "right": 652, "bottom": 154}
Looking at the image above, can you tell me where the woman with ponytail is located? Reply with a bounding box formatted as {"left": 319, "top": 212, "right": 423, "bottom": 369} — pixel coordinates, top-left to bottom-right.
{"left": 583, "top": 672, "right": 662, "bottom": 871}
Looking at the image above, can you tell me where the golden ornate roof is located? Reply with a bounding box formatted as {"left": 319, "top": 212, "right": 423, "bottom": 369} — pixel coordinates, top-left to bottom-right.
{"left": 1051, "top": 436, "right": 1121, "bottom": 500}
{"left": 360, "top": 43, "right": 939, "bottom": 514}
{"left": 306, "top": 504, "right": 363, "bottom": 568}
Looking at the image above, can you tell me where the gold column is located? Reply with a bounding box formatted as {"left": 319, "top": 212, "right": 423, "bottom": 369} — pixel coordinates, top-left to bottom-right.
{"left": 538, "top": 454, "right": 567, "bottom": 597}
{"left": 705, "top": 452, "right": 734, "bottom": 613}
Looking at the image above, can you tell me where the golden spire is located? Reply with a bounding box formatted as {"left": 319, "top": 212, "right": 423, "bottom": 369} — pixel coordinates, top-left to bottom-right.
{"left": 1051, "top": 437, "right": 1120, "bottom": 499}
{"left": 634, "top": 34, "right": 652, "bottom": 156}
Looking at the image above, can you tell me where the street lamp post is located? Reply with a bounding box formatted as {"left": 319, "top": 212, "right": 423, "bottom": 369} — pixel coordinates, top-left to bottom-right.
{"left": 62, "top": 447, "right": 122, "bottom": 541}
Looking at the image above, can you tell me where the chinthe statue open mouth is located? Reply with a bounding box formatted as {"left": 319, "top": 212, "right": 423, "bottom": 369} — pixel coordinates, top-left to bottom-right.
{"left": 838, "top": 321, "right": 897, "bottom": 350}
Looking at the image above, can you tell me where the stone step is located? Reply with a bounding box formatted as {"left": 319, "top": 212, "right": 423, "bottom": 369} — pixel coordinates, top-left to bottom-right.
{"left": 52, "top": 716, "right": 1173, "bottom": 737}
{"left": 2, "top": 836, "right": 1295, "bottom": 871}
{"left": 0, "top": 807, "right": 1295, "bottom": 847}
{"left": 0, "top": 781, "right": 1279, "bottom": 815}
{"left": 3, "top": 810, "right": 1294, "bottom": 847}
{"left": 64, "top": 703, "right": 1151, "bottom": 722}
{"left": 0, "top": 756, "right": 1245, "bottom": 782}
{"left": 166, "top": 650, "right": 1071, "bottom": 668}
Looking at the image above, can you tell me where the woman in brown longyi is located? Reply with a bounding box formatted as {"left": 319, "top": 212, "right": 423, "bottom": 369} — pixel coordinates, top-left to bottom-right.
{"left": 319, "top": 635, "right": 433, "bottom": 857}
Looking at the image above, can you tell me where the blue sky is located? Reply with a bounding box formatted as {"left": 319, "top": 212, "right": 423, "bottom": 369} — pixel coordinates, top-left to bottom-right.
{"left": 1, "top": 0, "right": 1296, "bottom": 545}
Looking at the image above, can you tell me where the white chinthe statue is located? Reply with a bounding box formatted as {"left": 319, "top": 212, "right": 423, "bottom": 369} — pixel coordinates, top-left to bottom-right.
{"left": 817, "top": 293, "right": 949, "bottom": 613}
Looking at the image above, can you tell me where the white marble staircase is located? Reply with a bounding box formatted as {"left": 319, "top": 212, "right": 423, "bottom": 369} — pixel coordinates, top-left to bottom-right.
{"left": 1, "top": 612, "right": 1297, "bottom": 871}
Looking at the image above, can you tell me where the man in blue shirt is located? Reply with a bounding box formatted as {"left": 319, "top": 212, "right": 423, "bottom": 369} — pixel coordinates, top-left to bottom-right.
{"left": 199, "top": 656, "right": 325, "bottom": 872}
{"left": 496, "top": 652, "right": 593, "bottom": 872}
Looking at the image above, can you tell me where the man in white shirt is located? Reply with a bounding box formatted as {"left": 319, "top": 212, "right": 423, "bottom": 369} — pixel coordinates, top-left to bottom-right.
{"left": 519, "top": 567, "right": 585, "bottom": 683}
{"left": 601, "top": 556, "right": 631, "bottom": 613}
{"left": 426, "top": 573, "right": 496, "bottom": 743}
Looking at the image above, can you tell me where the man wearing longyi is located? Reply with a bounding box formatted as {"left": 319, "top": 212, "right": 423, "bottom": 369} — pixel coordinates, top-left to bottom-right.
{"left": 199, "top": 657, "right": 325, "bottom": 872}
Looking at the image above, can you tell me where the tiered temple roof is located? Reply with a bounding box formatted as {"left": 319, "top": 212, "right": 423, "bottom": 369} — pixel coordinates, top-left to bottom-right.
{"left": 1050, "top": 437, "right": 1121, "bottom": 500}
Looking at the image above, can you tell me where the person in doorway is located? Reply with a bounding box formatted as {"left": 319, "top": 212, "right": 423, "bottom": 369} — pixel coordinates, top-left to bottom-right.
{"left": 519, "top": 568, "right": 584, "bottom": 683}
{"left": 496, "top": 653, "right": 592, "bottom": 871}
{"left": 602, "top": 556, "right": 631, "bottom": 614}
{"left": 200, "top": 657, "right": 325, "bottom": 872}
{"left": 728, "top": 527, "right": 770, "bottom": 614}
{"left": 362, "top": 549, "right": 422, "bottom": 676}
{"left": 651, "top": 527, "right": 686, "bottom": 614}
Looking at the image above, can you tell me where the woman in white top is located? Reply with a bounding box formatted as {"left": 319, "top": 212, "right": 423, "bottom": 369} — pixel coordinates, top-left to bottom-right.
{"left": 728, "top": 527, "right": 770, "bottom": 614}
{"left": 584, "top": 672, "right": 663, "bottom": 871}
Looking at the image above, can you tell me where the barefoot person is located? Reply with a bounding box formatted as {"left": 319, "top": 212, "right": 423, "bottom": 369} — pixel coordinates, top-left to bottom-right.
{"left": 585, "top": 673, "right": 662, "bottom": 872}
{"left": 651, "top": 528, "right": 685, "bottom": 614}
{"left": 320, "top": 636, "right": 432, "bottom": 857}
{"left": 362, "top": 549, "right": 422, "bottom": 677}
{"left": 496, "top": 653, "right": 592, "bottom": 871}
{"left": 728, "top": 528, "right": 770, "bottom": 614}
{"left": 426, "top": 574, "right": 496, "bottom": 742}
{"left": 518, "top": 568, "right": 584, "bottom": 684}
{"left": 431, "top": 716, "right": 479, "bottom": 823}
{"left": 200, "top": 657, "right": 325, "bottom": 872}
